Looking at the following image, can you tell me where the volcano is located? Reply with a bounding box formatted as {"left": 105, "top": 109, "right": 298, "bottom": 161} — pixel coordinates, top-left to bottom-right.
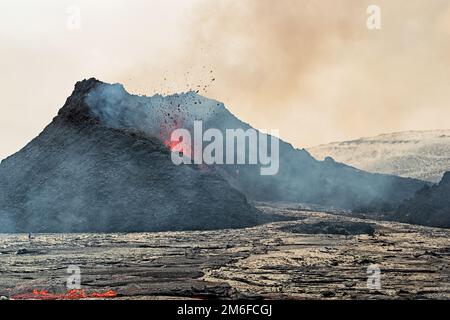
{"left": 0, "top": 78, "right": 427, "bottom": 233}
{"left": 81, "top": 79, "right": 425, "bottom": 211}
{"left": 0, "top": 79, "right": 268, "bottom": 233}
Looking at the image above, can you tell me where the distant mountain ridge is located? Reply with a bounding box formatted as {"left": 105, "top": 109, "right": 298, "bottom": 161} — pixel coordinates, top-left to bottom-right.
{"left": 308, "top": 130, "right": 450, "bottom": 183}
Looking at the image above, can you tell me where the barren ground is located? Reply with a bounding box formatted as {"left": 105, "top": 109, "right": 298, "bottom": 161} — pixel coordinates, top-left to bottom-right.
{"left": 0, "top": 204, "right": 449, "bottom": 300}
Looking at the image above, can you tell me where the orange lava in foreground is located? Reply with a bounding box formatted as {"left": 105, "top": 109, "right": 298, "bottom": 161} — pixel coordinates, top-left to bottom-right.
{"left": 11, "top": 289, "right": 118, "bottom": 300}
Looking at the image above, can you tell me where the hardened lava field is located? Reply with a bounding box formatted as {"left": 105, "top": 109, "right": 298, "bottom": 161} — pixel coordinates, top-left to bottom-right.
{"left": 0, "top": 204, "right": 449, "bottom": 300}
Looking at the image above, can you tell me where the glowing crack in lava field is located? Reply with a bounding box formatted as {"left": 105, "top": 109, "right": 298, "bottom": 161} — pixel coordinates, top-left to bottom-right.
{"left": 11, "top": 289, "right": 118, "bottom": 300}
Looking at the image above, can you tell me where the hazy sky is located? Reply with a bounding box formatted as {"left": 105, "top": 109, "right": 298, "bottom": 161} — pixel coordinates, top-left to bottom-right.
{"left": 1, "top": 0, "right": 450, "bottom": 159}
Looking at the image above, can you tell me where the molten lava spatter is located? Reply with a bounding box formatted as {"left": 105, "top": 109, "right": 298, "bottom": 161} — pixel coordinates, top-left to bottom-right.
{"left": 159, "top": 111, "right": 192, "bottom": 158}
{"left": 10, "top": 289, "right": 118, "bottom": 300}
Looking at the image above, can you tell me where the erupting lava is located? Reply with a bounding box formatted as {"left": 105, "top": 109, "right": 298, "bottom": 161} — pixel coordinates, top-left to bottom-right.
{"left": 11, "top": 289, "right": 118, "bottom": 300}
{"left": 159, "top": 112, "right": 192, "bottom": 158}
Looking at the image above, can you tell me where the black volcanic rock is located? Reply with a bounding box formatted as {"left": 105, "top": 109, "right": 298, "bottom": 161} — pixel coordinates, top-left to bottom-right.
{"left": 395, "top": 172, "right": 450, "bottom": 228}
{"left": 0, "top": 79, "right": 267, "bottom": 233}
{"left": 281, "top": 221, "right": 376, "bottom": 236}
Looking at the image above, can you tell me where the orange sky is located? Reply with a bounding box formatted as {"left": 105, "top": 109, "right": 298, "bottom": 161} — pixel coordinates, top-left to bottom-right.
{"left": 1, "top": 0, "right": 450, "bottom": 159}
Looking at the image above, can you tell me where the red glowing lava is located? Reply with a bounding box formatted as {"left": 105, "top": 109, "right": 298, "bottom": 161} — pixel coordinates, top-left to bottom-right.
{"left": 159, "top": 113, "right": 192, "bottom": 158}
{"left": 10, "top": 289, "right": 118, "bottom": 300}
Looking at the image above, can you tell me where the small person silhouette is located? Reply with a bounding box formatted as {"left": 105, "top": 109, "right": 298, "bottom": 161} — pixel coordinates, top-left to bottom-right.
{"left": 28, "top": 233, "right": 32, "bottom": 241}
